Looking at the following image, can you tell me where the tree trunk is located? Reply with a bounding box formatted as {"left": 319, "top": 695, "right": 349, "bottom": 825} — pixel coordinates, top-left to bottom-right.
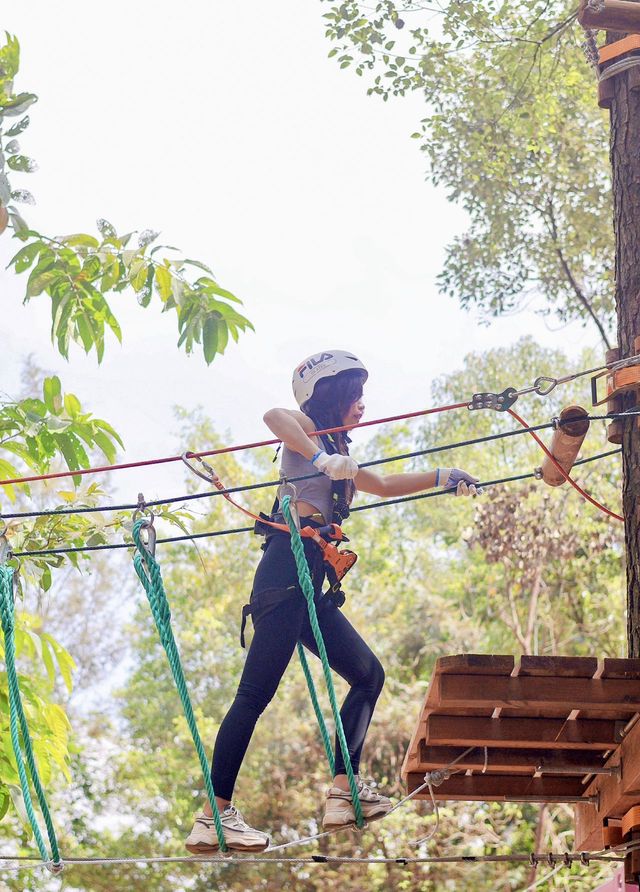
{"left": 608, "top": 10, "right": 640, "bottom": 656}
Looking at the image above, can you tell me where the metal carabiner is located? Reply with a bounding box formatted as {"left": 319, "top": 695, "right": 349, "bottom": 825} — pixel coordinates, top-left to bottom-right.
{"left": 181, "top": 452, "right": 219, "bottom": 485}
{"left": 137, "top": 518, "right": 157, "bottom": 558}
{"left": 0, "top": 534, "right": 11, "bottom": 566}
{"left": 278, "top": 476, "right": 300, "bottom": 530}
{"left": 132, "top": 492, "right": 155, "bottom": 525}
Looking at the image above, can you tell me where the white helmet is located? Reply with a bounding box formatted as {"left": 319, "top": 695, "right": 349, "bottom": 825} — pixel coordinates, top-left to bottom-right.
{"left": 292, "top": 349, "right": 368, "bottom": 407}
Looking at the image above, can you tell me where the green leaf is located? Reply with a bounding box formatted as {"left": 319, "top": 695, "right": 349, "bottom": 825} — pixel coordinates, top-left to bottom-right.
{"left": 1, "top": 92, "right": 37, "bottom": 117}
{"left": 0, "top": 788, "right": 10, "bottom": 822}
{"left": 155, "top": 264, "right": 172, "bottom": 302}
{"left": 63, "top": 393, "right": 81, "bottom": 418}
{"left": 0, "top": 459, "right": 18, "bottom": 502}
{"left": 92, "top": 430, "right": 117, "bottom": 464}
{"left": 6, "top": 154, "right": 38, "bottom": 173}
{"left": 96, "top": 218, "right": 116, "bottom": 238}
{"left": 203, "top": 316, "right": 219, "bottom": 364}
{"left": 43, "top": 375, "right": 62, "bottom": 414}
{"left": 60, "top": 233, "right": 100, "bottom": 249}
{"left": 5, "top": 115, "right": 30, "bottom": 137}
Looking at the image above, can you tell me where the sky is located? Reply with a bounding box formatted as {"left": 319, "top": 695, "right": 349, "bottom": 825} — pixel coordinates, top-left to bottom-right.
{"left": 0, "top": 0, "right": 600, "bottom": 506}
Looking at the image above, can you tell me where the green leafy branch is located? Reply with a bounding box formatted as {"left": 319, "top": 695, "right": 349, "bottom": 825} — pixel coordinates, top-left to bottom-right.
{"left": 8, "top": 225, "right": 253, "bottom": 364}
{"left": 1, "top": 32, "right": 253, "bottom": 365}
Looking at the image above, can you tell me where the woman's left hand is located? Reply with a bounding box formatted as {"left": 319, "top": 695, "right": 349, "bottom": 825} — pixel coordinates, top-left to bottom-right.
{"left": 437, "top": 468, "right": 482, "bottom": 497}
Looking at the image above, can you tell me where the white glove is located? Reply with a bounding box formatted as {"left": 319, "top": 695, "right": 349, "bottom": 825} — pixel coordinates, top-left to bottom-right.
{"left": 313, "top": 451, "right": 359, "bottom": 480}
{"left": 437, "top": 467, "right": 482, "bottom": 497}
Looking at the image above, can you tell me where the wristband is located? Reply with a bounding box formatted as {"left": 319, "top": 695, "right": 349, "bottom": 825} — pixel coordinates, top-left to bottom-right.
{"left": 435, "top": 468, "right": 440, "bottom": 487}
{"left": 311, "top": 450, "right": 324, "bottom": 465}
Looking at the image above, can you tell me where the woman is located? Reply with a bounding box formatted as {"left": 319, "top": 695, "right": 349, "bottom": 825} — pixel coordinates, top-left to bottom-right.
{"left": 186, "top": 350, "right": 480, "bottom": 853}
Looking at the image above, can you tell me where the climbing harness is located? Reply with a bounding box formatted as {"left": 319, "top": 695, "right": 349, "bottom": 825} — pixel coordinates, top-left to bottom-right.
{"left": 181, "top": 453, "right": 359, "bottom": 647}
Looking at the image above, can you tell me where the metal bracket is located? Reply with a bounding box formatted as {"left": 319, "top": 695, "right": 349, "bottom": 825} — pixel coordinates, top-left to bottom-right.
{"left": 592, "top": 365, "right": 640, "bottom": 407}
{"left": 469, "top": 387, "right": 519, "bottom": 412}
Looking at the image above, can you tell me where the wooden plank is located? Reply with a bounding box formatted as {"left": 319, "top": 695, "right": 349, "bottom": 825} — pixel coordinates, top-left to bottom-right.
{"left": 424, "top": 715, "right": 624, "bottom": 750}
{"left": 600, "top": 34, "right": 640, "bottom": 63}
{"left": 519, "top": 655, "right": 598, "bottom": 678}
{"left": 436, "top": 654, "right": 515, "bottom": 676}
{"left": 417, "top": 743, "right": 610, "bottom": 775}
{"left": 602, "top": 657, "right": 640, "bottom": 679}
{"left": 406, "top": 773, "right": 587, "bottom": 801}
{"left": 439, "top": 674, "right": 640, "bottom": 713}
{"left": 575, "top": 711, "right": 640, "bottom": 850}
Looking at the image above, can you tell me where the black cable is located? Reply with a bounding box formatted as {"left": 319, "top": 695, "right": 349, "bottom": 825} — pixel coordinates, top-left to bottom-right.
{"left": 0, "top": 420, "right": 560, "bottom": 521}
{"left": 12, "top": 448, "right": 620, "bottom": 558}
{"left": 3, "top": 410, "right": 635, "bottom": 523}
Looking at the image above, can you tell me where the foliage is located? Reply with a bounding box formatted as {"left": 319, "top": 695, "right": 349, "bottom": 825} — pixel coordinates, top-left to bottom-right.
{"left": 320, "top": 1, "right": 614, "bottom": 347}
{"left": 0, "top": 608, "right": 74, "bottom": 848}
{"left": 0, "top": 33, "right": 253, "bottom": 365}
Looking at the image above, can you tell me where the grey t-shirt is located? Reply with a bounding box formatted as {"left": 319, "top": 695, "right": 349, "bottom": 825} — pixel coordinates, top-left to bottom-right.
{"left": 280, "top": 444, "right": 333, "bottom": 521}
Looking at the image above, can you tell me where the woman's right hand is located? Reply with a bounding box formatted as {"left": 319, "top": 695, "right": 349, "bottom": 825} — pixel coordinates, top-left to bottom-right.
{"left": 313, "top": 452, "right": 359, "bottom": 480}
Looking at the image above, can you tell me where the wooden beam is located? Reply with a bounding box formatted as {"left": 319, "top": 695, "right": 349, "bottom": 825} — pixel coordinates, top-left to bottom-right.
{"left": 416, "top": 743, "right": 610, "bottom": 775}
{"left": 437, "top": 654, "right": 515, "bottom": 675}
{"left": 599, "top": 35, "right": 640, "bottom": 65}
{"left": 575, "top": 714, "right": 640, "bottom": 851}
{"left": 424, "top": 715, "right": 624, "bottom": 750}
{"left": 406, "top": 773, "right": 588, "bottom": 801}
{"left": 579, "top": 0, "right": 640, "bottom": 32}
{"left": 439, "top": 674, "right": 640, "bottom": 713}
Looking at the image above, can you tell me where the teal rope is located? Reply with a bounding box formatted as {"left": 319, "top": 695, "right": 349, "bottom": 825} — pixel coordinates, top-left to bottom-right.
{"left": 281, "top": 498, "right": 364, "bottom": 828}
{"left": 131, "top": 521, "right": 227, "bottom": 852}
{"left": 0, "top": 565, "right": 62, "bottom": 872}
{"left": 296, "top": 643, "right": 335, "bottom": 775}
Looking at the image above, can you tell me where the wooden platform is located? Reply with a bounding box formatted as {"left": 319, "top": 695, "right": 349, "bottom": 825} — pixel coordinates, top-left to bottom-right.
{"left": 402, "top": 654, "right": 640, "bottom": 831}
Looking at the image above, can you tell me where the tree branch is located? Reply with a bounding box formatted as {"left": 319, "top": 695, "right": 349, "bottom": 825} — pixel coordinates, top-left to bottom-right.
{"left": 546, "top": 200, "right": 613, "bottom": 349}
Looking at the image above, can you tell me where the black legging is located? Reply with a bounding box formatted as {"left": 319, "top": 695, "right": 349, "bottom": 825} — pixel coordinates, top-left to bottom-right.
{"left": 211, "top": 532, "right": 385, "bottom": 801}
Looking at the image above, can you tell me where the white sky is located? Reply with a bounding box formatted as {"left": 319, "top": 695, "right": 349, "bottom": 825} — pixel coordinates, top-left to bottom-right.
{"left": 1, "top": 0, "right": 599, "bottom": 504}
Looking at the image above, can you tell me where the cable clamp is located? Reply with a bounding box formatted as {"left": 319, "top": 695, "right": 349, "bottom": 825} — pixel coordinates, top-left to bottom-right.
{"left": 425, "top": 768, "right": 451, "bottom": 787}
{"left": 469, "top": 387, "right": 519, "bottom": 412}
{"left": 580, "top": 852, "right": 590, "bottom": 866}
{"left": 132, "top": 492, "right": 154, "bottom": 524}
{"left": 534, "top": 467, "right": 543, "bottom": 480}
{"left": 46, "top": 860, "right": 64, "bottom": 875}
{"left": 529, "top": 853, "right": 539, "bottom": 868}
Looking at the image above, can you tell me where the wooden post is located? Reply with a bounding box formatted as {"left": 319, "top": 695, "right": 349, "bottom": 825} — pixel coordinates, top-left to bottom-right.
{"left": 603, "top": 0, "right": 640, "bottom": 666}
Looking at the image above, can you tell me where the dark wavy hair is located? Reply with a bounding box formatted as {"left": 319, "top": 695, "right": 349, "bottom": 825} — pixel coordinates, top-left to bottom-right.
{"left": 302, "top": 369, "right": 366, "bottom": 506}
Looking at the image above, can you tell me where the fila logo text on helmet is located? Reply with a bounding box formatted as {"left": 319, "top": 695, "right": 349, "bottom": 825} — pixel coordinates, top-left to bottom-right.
{"left": 291, "top": 350, "right": 369, "bottom": 408}
{"left": 297, "top": 352, "right": 337, "bottom": 381}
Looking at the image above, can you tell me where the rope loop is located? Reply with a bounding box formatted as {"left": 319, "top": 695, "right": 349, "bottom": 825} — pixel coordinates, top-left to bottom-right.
{"left": 130, "top": 520, "right": 227, "bottom": 852}
{"left": 0, "top": 564, "right": 62, "bottom": 868}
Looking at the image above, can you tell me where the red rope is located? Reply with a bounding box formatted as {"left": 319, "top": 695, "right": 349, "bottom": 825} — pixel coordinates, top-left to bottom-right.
{"left": 507, "top": 409, "right": 623, "bottom": 523}
{"left": 0, "top": 402, "right": 468, "bottom": 488}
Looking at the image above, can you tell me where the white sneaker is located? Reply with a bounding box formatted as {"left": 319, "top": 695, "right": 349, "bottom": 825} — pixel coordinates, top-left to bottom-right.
{"left": 185, "top": 805, "right": 270, "bottom": 854}
{"left": 322, "top": 780, "right": 392, "bottom": 830}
